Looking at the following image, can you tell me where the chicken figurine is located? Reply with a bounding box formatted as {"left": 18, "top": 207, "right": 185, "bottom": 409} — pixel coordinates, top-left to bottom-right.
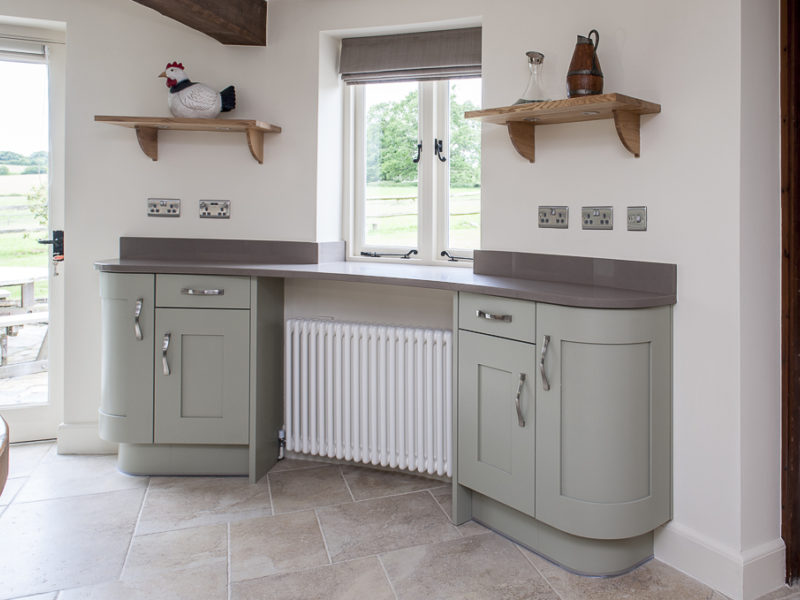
{"left": 158, "top": 61, "right": 236, "bottom": 119}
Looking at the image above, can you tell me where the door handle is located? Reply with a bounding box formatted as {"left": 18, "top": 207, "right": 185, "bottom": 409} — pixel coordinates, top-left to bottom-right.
{"left": 539, "top": 335, "right": 551, "bottom": 391}
{"left": 133, "top": 299, "right": 143, "bottom": 340}
{"left": 515, "top": 373, "right": 526, "bottom": 427}
{"left": 162, "top": 333, "right": 171, "bottom": 376}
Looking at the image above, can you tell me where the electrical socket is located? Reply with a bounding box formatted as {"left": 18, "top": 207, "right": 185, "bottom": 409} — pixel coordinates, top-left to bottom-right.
{"left": 538, "top": 206, "right": 569, "bottom": 229}
{"left": 147, "top": 198, "right": 180, "bottom": 217}
{"left": 627, "top": 206, "right": 647, "bottom": 231}
{"left": 199, "top": 200, "right": 230, "bottom": 219}
{"left": 581, "top": 206, "right": 613, "bottom": 230}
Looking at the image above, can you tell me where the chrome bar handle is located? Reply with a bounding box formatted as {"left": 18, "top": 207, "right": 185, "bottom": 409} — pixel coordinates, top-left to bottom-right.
{"left": 181, "top": 288, "right": 224, "bottom": 296}
{"left": 162, "top": 333, "right": 171, "bottom": 376}
{"left": 476, "top": 309, "right": 512, "bottom": 323}
{"left": 133, "top": 299, "right": 143, "bottom": 340}
{"left": 539, "top": 335, "right": 551, "bottom": 391}
{"left": 515, "top": 373, "right": 526, "bottom": 427}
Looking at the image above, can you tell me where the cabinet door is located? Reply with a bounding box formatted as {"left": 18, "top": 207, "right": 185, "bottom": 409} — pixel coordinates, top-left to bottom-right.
{"left": 99, "top": 273, "right": 154, "bottom": 444}
{"left": 535, "top": 304, "right": 671, "bottom": 540}
{"left": 154, "top": 308, "right": 250, "bottom": 445}
{"left": 458, "top": 330, "right": 536, "bottom": 516}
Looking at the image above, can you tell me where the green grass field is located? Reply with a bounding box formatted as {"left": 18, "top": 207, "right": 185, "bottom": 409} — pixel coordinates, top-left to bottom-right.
{"left": 0, "top": 174, "right": 49, "bottom": 301}
{"left": 365, "top": 183, "right": 480, "bottom": 249}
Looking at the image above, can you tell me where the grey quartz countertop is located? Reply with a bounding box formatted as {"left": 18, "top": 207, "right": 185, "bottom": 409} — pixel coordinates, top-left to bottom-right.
{"left": 93, "top": 258, "right": 676, "bottom": 309}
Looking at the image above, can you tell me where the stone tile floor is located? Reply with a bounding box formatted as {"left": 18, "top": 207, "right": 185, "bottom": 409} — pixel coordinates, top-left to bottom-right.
{"left": 0, "top": 441, "right": 795, "bottom": 600}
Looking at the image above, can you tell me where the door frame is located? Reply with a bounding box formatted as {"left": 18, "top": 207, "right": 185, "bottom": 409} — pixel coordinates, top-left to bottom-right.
{"left": 782, "top": 0, "right": 800, "bottom": 583}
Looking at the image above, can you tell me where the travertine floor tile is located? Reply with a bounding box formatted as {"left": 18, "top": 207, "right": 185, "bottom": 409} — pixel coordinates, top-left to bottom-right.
{"left": 231, "top": 557, "right": 394, "bottom": 600}
{"left": 230, "top": 510, "right": 329, "bottom": 582}
{"left": 0, "top": 488, "right": 143, "bottom": 599}
{"left": 136, "top": 476, "right": 270, "bottom": 535}
{"left": 268, "top": 465, "right": 352, "bottom": 514}
{"left": 756, "top": 586, "right": 800, "bottom": 600}
{"left": 0, "top": 476, "right": 25, "bottom": 507}
{"left": 11, "top": 593, "right": 57, "bottom": 600}
{"left": 340, "top": 464, "right": 441, "bottom": 500}
{"left": 523, "top": 549, "right": 718, "bottom": 600}
{"left": 7, "top": 441, "right": 52, "bottom": 478}
{"left": 15, "top": 453, "right": 147, "bottom": 503}
{"left": 316, "top": 490, "right": 460, "bottom": 562}
{"left": 427, "top": 485, "right": 489, "bottom": 536}
{"left": 123, "top": 523, "right": 227, "bottom": 580}
{"left": 57, "top": 567, "right": 227, "bottom": 600}
{"left": 381, "top": 532, "right": 559, "bottom": 600}
{"left": 268, "top": 457, "right": 332, "bottom": 473}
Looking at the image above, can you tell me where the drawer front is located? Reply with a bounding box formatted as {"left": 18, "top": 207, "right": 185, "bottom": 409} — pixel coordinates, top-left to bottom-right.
{"left": 459, "top": 292, "right": 535, "bottom": 343}
{"left": 156, "top": 274, "right": 250, "bottom": 309}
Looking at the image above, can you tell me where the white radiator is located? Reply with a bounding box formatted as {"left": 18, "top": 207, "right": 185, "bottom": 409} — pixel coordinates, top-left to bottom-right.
{"left": 284, "top": 318, "right": 453, "bottom": 477}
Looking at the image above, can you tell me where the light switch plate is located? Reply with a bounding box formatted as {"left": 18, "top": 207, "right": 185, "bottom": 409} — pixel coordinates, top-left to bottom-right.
{"left": 147, "top": 198, "right": 180, "bottom": 217}
{"left": 199, "top": 200, "right": 230, "bottom": 219}
{"left": 538, "top": 206, "right": 569, "bottom": 228}
{"left": 581, "top": 206, "right": 613, "bottom": 230}
{"left": 627, "top": 206, "right": 647, "bottom": 231}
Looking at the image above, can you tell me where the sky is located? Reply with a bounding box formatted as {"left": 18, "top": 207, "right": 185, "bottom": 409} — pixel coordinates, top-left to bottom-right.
{"left": 0, "top": 59, "right": 49, "bottom": 155}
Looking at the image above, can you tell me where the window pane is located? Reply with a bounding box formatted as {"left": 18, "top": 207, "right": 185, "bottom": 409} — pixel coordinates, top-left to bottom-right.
{"left": 448, "top": 78, "right": 481, "bottom": 250}
{"left": 363, "top": 82, "right": 419, "bottom": 248}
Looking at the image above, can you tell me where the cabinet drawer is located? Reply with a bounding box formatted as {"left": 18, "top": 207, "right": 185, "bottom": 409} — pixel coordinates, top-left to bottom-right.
{"left": 459, "top": 292, "right": 535, "bottom": 343}
{"left": 156, "top": 274, "right": 250, "bottom": 309}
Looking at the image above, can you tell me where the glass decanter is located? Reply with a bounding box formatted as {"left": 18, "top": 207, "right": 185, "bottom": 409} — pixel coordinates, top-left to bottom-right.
{"left": 515, "top": 51, "right": 550, "bottom": 104}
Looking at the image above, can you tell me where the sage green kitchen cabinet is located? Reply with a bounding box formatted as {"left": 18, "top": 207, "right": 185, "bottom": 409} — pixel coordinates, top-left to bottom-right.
{"left": 99, "top": 272, "right": 155, "bottom": 444}
{"left": 154, "top": 307, "right": 250, "bottom": 445}
{"left": 458, "top": 329, "right": 536, "bottom": 516}
{"left": 535, "top": 304, "right": 672, "bottom": 541}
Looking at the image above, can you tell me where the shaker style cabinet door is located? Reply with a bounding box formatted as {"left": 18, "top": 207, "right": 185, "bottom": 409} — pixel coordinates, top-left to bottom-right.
{"left": 154, "top": 308, "right": 250, "bottom": 445}
{"left": 458, "top": 329, "right": 536, "bottom": 517}
{"left": 99, "top": 273, "right": 155, "bottom": 444}
{"left": 535, "top": 304, "right": 672, "bottom": 540}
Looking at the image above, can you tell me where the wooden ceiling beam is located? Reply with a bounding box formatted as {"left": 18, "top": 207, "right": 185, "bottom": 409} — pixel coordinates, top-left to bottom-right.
{"left": 132, "top": 0, "right": 267, "bottom": 46}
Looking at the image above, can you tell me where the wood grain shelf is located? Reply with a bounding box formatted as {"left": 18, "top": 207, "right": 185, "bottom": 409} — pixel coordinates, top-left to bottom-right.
{"left": 464, "top": 93, "right": 660, "bottom": 163}
{"left": 94, "top": 116, "right": 282, "bottom": 164}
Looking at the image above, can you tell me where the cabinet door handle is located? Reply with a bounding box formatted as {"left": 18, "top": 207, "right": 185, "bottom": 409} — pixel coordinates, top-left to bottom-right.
{"left": 133, "top": 299, "right": 143, "bottom": 340}
{"left": 515, "top": 373, "right": 527, "bottom": 427}
{"left": 181, "top": 288, "right": 224, "bottom": 296}
{"left": 162, "top": 333, "right": 171, "bottom": 376}
{"left": 476, "top": 309, "right": 512, "bottom": 323}
{"left": 539, "top": 335, "right": 551, "bottom": 391}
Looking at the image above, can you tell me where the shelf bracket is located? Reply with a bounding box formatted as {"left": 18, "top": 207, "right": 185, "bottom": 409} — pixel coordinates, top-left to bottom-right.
{"left": 246, "top": 128, "right": 264, "bottom": 164}
{"left": 612, "top": 110, "right": 641, "bottom": 158}
{"left": 507, "top": 121, "right": 536, "bottom": 163}
{"left": 135, "top": 126, "right": 159, "bottom": 161}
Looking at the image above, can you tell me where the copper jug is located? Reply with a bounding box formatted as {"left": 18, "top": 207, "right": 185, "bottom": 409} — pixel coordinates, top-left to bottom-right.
{"left": 566, "top": 29, "right": 603, "bottom": 97}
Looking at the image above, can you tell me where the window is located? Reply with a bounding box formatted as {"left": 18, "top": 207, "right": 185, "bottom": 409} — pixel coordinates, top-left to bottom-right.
{"left": 340, "top": 27, "right": 481, "bottom": 264}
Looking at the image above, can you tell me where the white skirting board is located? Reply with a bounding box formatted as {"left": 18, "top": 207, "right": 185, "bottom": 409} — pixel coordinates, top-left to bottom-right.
{"left": 654, "top": 522, "right": 785, "bottom": 600}
{"left": 57, "top": 421, "right": 117, "bottom": 454}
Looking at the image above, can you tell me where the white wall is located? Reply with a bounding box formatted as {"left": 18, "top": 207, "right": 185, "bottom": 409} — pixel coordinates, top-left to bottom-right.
{"left": 0, "top": 0, "right": 781, "bottom": 598}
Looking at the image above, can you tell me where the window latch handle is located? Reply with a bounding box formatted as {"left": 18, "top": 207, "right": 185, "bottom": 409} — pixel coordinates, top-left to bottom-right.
{"left": 434, "top": 139, "right": 447, "bottom": 162}
{"left": 412, "top": 141, "right": 422, "bottom": 164}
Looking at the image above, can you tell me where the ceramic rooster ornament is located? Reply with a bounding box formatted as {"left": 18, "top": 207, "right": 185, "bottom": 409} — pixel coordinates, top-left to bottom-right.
{"left": 159, "top": 61, "right": 236, "bottom": 119}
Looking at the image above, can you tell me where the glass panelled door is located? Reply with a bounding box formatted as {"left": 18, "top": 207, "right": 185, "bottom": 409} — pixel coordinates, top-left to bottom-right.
{"left": 0, "top": 38, "right": 64, "bottom": 442}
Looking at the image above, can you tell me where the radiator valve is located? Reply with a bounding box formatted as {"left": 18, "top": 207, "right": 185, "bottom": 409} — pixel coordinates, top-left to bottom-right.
{"left": 277, "top": 428, "right": 286, "bottom": 461}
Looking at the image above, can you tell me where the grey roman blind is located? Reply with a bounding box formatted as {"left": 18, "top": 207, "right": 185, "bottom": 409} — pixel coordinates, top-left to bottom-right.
{"left": 339, "top": 27, "right": 481, "bottom": 85}
{"left": 0, "top": 37, "right": 46, "bottom": 63}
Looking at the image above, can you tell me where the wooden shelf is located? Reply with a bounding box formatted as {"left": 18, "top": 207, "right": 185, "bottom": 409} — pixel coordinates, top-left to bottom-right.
{"left": 464, "top": 93, "right": 660, "bottom": 163}
{"left": 94, "top": 116, "right": 282, "bottom": 164}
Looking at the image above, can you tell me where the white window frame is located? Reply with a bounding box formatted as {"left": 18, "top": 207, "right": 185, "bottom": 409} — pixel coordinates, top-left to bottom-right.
{"left": 343, "top": 78, "right": 479, "bottom": 266}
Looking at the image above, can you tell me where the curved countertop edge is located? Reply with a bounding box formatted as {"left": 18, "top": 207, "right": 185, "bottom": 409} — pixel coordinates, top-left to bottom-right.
{"left": 94, "top": 258, "right": 676, "bottom": 309}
